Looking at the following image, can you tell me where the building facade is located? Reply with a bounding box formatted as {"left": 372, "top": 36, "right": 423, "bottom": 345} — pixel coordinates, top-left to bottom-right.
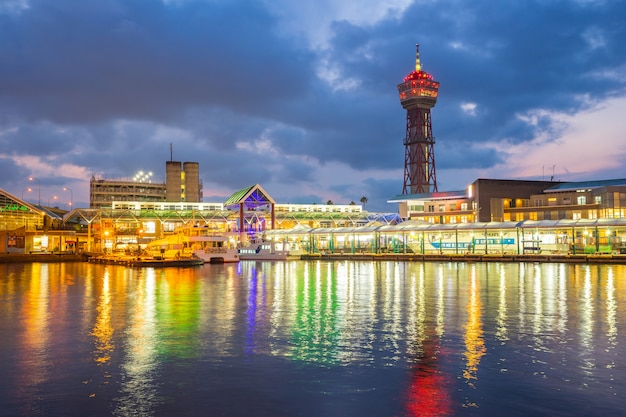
{"left": 390, "top": 178, "right": 626, "bottom": 224}
{"left": 90, "top": 160, "right": 203, "bottom": 208}
{"left": 165, "top": 161, "right": 202, "bottom": 202}
{"left": 90, "top": 176, "right": 166, "bottom": 208}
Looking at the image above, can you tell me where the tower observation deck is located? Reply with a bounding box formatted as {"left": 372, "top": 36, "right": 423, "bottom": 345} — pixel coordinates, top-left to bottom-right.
{"left": 398, "top": 44, "right": 439, "bottom": 194}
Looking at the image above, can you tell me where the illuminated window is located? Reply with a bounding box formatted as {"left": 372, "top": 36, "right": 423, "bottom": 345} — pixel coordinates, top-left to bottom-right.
{"left": 577, "top": 196, "right": 587, "bottom": 205}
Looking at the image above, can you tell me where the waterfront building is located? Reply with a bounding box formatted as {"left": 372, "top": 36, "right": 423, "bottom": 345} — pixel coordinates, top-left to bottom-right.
{"left": 165, "top": 161, "right": 202, "bottom": 202}
{"left": 4, "top": 176, "right": 626, "bottom": 256}
{"left": 90, "top": 174, "right": 166, "bottom": 208}
{"left": 63, "top": 184, "right": 377, "bottom": 253}
{"left": 0, "top": 189, "right": 77, "bottom": 253}
{"left": 389, "top": 178, "right": 626, "bottom": 224}
{"left": 90, "top": 160, "right": 202, "bottom": 208}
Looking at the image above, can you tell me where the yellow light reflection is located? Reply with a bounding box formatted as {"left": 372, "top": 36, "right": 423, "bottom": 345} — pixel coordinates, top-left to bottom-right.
{"left": 496, "top": 265, "right": 508, "bottom": 342}
{"left": 605, "top": 268, "right": 617, "bottom": 372}
{"left": 15, "top": 263, "right": 51, "bottom": 409}
{"left": 463, "top": 266, "right": 486, "bottom": 397}
{"left": 92, "top": 269, "right": 114, "bottom": 367}
{"left": 580, "top": 267, "right": 594, "bottom": 354}
{"left": 115, "top": 268, "right": 159, "bottom": 416}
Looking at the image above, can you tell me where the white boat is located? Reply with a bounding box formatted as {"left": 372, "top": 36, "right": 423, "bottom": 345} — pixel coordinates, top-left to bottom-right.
{"left": 146, "top": 225, "right": 239, "bottom": 263}
{"left": 238, "top": 239, "right": 302, "bottom": 261}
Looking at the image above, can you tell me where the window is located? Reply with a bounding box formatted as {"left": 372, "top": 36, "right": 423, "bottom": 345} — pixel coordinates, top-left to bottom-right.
{"left": 594, "top": 196, "right": 602, "bottom": 204}
{"left": 461, "top": 203, "right": 468, "bottom": 211}
{"left": 577, "top": 196, "right": 587, "bottom": 205}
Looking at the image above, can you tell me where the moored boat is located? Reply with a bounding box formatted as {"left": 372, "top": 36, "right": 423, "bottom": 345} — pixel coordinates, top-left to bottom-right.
{"left": 238, "top": 239, "right": 302, "bottom": 261}
{"left": 146, "top": 224, "right": 239, "bottom": 263}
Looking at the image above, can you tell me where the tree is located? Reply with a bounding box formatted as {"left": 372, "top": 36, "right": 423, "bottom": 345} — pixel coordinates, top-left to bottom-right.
{"left": 360, "top": 196, "right": 368, "bottom": 206}
{"left": 326, "top": 200, "right": 334, "bottom": 205}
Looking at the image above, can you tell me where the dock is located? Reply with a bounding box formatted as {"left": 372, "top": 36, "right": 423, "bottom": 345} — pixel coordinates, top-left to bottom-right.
{"left": 88, "top": 255, "right": 204, "bottom": 267}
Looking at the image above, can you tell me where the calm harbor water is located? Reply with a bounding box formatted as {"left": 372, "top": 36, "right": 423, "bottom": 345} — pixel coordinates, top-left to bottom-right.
{"left": 0, "top": 260, "right": 624, "bottom": 417}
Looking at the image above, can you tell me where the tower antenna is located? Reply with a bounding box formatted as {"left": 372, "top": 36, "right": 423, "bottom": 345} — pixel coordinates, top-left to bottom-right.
{"left": 170, "top": 143, "right": 173, "bottom": 161}
{"left": 415, "top": 43, "right": 421, "bottom": 72}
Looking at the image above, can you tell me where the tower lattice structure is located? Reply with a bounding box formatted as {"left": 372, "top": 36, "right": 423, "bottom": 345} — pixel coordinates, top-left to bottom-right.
{"left": 398, "top": 44, "right": 440, "bottom": 194}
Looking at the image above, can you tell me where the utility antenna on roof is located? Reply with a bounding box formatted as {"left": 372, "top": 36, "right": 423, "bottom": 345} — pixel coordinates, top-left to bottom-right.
{"left": 170, "top": 143, "right": 173, "bottom": 161}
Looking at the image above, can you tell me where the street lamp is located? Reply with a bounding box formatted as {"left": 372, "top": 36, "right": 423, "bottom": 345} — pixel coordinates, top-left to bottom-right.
{"left": 63, "top": 187, "right": 73, "bottom": 209}
{"left": 48, "top": 195, "right": 58, "bottom": 207}
{"left": 22, "top": 188, "right": 32, "bottom": 200}
{"left": 28, "top": 177, "right": 41, "bottom": 205}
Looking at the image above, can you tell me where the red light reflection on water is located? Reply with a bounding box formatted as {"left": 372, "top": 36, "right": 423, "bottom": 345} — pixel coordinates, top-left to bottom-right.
{"left": 404, "top": 338, "right": 453, "bottom": 417}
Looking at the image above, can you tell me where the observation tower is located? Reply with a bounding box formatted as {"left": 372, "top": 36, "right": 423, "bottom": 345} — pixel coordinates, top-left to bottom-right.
{"left": 398, "top": 44, "right": 440, "bottom": 194}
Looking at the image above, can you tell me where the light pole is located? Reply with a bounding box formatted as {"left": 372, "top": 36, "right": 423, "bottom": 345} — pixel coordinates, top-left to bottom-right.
{"left": 29, "top": 177, "right": 41, "bottom": 205}
{"left": 22, "top": 188, "right": 32, "bottom": 200}
{"left": 63, "top": 187, "right": 73, "bottom": 209}
{"left": 48, "top": 195, "right": 58, "bottom": 207}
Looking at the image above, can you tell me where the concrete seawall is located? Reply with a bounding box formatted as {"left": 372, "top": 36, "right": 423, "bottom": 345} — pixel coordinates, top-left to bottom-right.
{"left": 3, "top": 252, "right": 626, "bottom": 264}
{"left": 301, "top": 253, "right": 626, "bottom": 264}
{"left": 0, "top": 253, "right": 89, "bottom": 263}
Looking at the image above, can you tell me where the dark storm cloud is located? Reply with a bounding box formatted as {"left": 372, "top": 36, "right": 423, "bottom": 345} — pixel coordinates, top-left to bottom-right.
{"left": 323, "top": 0, "right": 626, "bottom": 154}
{"left": 0, "top": 156, "right": 30, "bottom": 189}
{"left": 0, "top": 122, "right": 79, "bottom": 156}
{"left": 0, "top": 0, "right": 312, "bottom": 123}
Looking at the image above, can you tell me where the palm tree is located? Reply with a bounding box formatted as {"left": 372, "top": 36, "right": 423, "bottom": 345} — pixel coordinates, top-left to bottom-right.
{"left": 326, "top": 200, "right": 334, "bottom": 205}
{"left": 360, "top": 196, "right": 368, "bottom": 207}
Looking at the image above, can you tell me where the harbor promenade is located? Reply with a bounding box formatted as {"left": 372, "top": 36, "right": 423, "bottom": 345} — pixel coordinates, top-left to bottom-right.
{"left": 3, "top": 252, "right": 626, "bottom": 264}
{"left": 302, "top": 252, "right": 626, "bottom": 264}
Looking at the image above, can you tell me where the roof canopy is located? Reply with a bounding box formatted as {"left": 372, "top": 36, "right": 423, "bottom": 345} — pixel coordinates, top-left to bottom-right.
{"left": 224, "top": 184, "right": 275, "bottom": 210}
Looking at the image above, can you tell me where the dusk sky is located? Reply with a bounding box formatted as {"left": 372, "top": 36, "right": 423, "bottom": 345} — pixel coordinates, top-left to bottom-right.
{"left": 1, "top": 0, "right": 625, "bottom": 212}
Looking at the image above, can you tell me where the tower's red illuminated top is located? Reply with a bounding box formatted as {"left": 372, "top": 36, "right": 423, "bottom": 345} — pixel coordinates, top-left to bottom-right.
{"left": 398, "top": 44, "right": 439, "bottom": 108}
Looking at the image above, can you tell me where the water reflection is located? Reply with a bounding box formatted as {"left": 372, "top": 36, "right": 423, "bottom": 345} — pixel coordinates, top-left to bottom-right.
{"left": 496, "top": 265, "right": 508, "bottom": 342}
{"left": 113, "top": 268, "right": 160, "bottom": 417}
{"left": 1, "top": 261, "right": 626, "bottom": 417}
{"left": 92, "top": 269, "right": 113, "bottom": 369}
{"left": 462, "top": 265, "right": 486, "bottom": 408}
{"left": 15, "top": 263, "right": 51, "bottom": 415}
{"left": 291, "top": 261, "right": 340, "bottom": 364}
